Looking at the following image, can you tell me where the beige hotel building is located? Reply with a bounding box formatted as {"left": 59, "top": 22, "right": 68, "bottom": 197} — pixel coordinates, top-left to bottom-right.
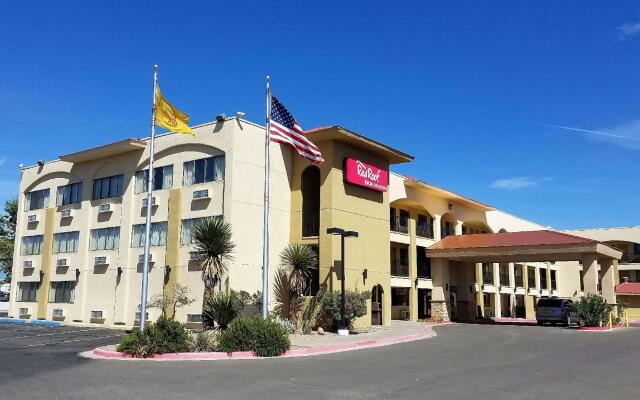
{"left": 7, "top": 117, "right": 623, "bottom": 328}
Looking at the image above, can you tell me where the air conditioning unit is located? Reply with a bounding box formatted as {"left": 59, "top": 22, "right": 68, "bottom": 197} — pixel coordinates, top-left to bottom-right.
{"left": 193, "top": 189, "right": 210, "bottom": 200}
{"left": 98, "top": 203, "right": 111, "bottom": 213}
{"left": 52, "top": 309, "right": 64, "bottom": 318}
{"left": 56, "top": 259, "right": 68, "bottom": 267}
{"left": 94, "top": 256, "right": 108, "bottom": 265}
{"left": 19, "top": 307, "right": 30, "bottom": 316}
{"left": 91, "top": 310, "right": 104, "bottom": 319}
{"left": 138, "top": 253, "right": 154, "bottom": 263}
{"left": 189, "top": 251, "right": 205, "bottom": 260}
{"left": 142, "top": 197, "right": 157, "bottom": 207}
{"left": 135, "top": 311, "right": 149, "bottom": 321}
{"left": 23, "top": 260, "right": 33, "bottom": 269}
{"left": 27, "top": 214, "right": 39, "bottom": 223}
{"left": 60, "top": 209, "right": 73, "bottom": 218}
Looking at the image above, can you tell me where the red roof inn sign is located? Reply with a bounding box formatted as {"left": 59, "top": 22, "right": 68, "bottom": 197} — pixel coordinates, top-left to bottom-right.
{"left": 344, "top": 158, "right": 389, "bottom": 192}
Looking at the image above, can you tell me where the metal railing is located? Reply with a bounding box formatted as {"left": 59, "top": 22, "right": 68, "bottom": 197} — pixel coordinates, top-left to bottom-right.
{"left": 302, "top": 214, "right": 319, "bottom": 237}
{"left": 620, "top": 253, "right": 640, "bottom": 264}
{"left": 390, "top": 260, "right": 409, "bottom": 277}
{"left": 390, "top": 217, "right": 409, "bottom": 234}
{"left": 416, "top": 222, "right": 434, "bottom": 239}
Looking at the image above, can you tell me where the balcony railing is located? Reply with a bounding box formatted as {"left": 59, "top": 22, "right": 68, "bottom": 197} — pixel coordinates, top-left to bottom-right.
{"left": 416, "top": 222, "right": 434, "bottom": 239}
{"left": 302, "top": 214, "right": 319, "bottom": 237}
{"left": 417, "top": 261, "right": 431, "bottom": 279}
{"left": 390, "top": 217, "right": 409, "bottom": 234}
{"left": 390, "top": 260, "right": 409, "bottom": 277}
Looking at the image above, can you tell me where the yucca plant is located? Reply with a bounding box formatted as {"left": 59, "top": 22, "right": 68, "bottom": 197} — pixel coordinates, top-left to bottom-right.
{"left": 278, "top": 243, "right": 318, "bottom": 325}
{"left": 202, "top": 292, "right": 242, "bottom": 330}
{"left": 192, "top": 217, "right": 235, "bottom": 305}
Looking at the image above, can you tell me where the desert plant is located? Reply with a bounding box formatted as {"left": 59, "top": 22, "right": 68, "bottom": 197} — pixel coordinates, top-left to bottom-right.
{"left": 147, "top": 283, "right": 196, "bottom": 319}
{"left": 191, "top": 330, "right": 218, "bottom": 352}
{"left": 217, "top": 316, "right": 291, "bottom": 357}
{"left": 300, "top": 295, "right": 322, "bottom": 334}
{"left": 319, "top": 289, "right": 370, "bottom": 329}
{"left": 575, "top": 294, "right": 611, "bottom": 327}
{"left": 192, "top": 217, "right": 235, "bottom": 305}
{"left": 116, "top": 316, "right": 191, "bottom": 356}
{"left": 278, "top": 244, "right": 318, "bottom": 325}
{"left": 272, "top": 268, "right": 304, "bottom": 322}
{"left": 272, "top": 317, "right": 296, "bottom": 334}
{"left": 202, "top": 292, "right": 243, "bottom": 330}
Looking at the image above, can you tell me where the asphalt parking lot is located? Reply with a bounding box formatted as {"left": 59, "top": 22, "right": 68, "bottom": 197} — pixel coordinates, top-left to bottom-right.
{"left": 0, "top": 322, "right": 638, "bottom": 400}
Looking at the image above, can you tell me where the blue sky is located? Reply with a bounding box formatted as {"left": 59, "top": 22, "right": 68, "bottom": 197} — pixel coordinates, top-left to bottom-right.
{"left": 1, "top": 1, "right": 639, "bottom": 230}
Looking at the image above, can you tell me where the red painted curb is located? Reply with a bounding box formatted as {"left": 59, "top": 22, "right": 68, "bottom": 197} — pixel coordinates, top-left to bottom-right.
{"left": 577, "top": 325, "right": 627, "bottom": 332}
{"left": 89, "top": 324, "right": 446, "bottom": 361}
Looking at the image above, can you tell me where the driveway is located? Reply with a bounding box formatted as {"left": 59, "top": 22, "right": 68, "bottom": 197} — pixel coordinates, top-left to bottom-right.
{"left": 0, "top": 323, "right": 638, "bottom": 400}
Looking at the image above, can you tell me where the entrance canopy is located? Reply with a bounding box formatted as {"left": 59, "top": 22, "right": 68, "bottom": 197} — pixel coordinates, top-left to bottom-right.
{"left": 427, "top": 230, "right": 622, "bottom": 263}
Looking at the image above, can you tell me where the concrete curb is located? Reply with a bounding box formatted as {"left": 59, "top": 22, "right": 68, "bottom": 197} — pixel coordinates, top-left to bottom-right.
{"left": 576, "top": 325, "right": 630, "bottom": 332}
{"left": 81, "top": 323, "right": 452, "bottom": 361}
{"left": 0, "top": 317, "right": 63, "bottom": 326}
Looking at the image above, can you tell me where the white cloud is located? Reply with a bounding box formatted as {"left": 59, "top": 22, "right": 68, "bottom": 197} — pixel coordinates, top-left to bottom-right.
{"left": 617, "top": 22, "right": 640, "bottom": 40}
{"left": 490, "top": 177, "right": 550, "bottom": 191}
{"left": 547, "top": 120, "right": 640, "bottom": 150}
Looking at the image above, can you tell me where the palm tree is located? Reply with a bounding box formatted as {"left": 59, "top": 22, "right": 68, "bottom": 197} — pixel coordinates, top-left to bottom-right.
{"left": 192, "top": 217, "right": 235, "bottom": 305}
{"left": 279, "top": 243, "right": 318, "bottom": 323}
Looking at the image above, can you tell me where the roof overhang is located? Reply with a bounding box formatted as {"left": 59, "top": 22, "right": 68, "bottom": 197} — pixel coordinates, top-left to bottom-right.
{"left": 305, "top": 126, "right": 413, "bottom": 164}
{"left": 59, "top": 138, "right": 147, "bottom": 164}
{"left": 404, "top": 178, "right": 494, "bottom": 211}
{"left": 427, "top": 230, "right": 622, "bottom": 262}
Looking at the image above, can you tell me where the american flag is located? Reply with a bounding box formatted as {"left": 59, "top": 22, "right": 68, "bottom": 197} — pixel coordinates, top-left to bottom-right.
{"left": 269, "top": 95, "right": 324, "bottom": 164}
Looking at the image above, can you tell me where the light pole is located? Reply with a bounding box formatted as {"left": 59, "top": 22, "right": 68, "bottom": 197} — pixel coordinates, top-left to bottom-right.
{"left": 327, "top": 227, "right": 359, "bottom": 336}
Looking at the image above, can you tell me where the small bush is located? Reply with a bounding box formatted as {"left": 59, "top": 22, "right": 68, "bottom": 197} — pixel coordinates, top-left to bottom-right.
{"left": 615, "top": 299, "right": 629, "bottom": 325}
{"left": 203, "top": 292, "right": 243, "bottom": 330}
{"left": 217, "top": 317, "right": 290, "bottom": 357}
{"left": 319, "top": 289, "right": 370, "bottom": 329}
{"left": 191, "top": 330, "right": 218, "bottom": 352}
{"left": 301, "top": 296, "right": 322, "bottom": 334}
{"left": 273, "top": 318, "right": 296, "bottom": 334}
{"left": 116, "top": 316, "right": 191, "bottom": 356}
{"left": 575, "top": 294, "right": 611, "bottom": 327}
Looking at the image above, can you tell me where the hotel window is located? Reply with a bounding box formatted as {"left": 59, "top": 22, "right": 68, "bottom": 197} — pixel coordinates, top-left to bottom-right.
{"left": 135, "top": 165, "right": 173, "bottom": 194}
{"left": 499, "top": 263, "right": 510, "bottom": 286}
{"left": 183, "top": 155, "right": 225, "bottom": 186}
{"left": 53, "top": 231, "right": 80, "bottom": 253}
{"left": 49, "top": 281, "right": 75, "bottom": 303}
{"left": 24, "top": 188, "right": 50, "bottom": 211}
{"left": 579, "top": 269, "right": 585, "bottom": 291}
{"left": 92, "top": 174, "right": 124, "bottom": 200}
{"left": 21, "top": 235, "right": 44, "bottom": 255}
{"left": 527, "top": 266, "right": 536, "bottom": 288}
{"left": 550, "top": 270, "right": 557, "bottom": 290}
{"left": 515, "top": 264, "right": 524, "bottom": 287}
{"left": 180, "top": 217, "right": 210, "bottom": 245}
{"left": 90, "top": 227, "right": 120, "bottom": 251}
{"left": 391, "top": 288, "right": 410, "bottom": 306}
{"left": 416, "top": 214, "right": 434, "bottom": 238}
{"left": 482, "top": 263, "right": 494, "bottom": 285}
{"left": 56, "top": 182, "right": 83, "bottom": 206}
{"left": 539, "top": 268, "right": 548, "bottom": 289}
{"left": 131, "top": 222, "right": 168, "bottom": 247}
{"left": 301, "top": 166, "right": 321, "bottom": 237}
{"left": 18, "top": 282, "right": 40, "bottom": 302}
{"left": 303, "top": 245, "right": 320, "bottom": 296}
{"left": 441, "top": 220, "right": 455, "bottom": 238}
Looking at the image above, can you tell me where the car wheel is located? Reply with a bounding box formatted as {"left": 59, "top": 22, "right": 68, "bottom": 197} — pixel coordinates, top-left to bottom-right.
{"left": 566, "top": 315, "right": 572, "bottom": 327}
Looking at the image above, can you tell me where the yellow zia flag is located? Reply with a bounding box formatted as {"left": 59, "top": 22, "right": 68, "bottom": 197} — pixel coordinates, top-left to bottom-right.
{"left": 154, "top": 85, "right": 193, "bottom": 135}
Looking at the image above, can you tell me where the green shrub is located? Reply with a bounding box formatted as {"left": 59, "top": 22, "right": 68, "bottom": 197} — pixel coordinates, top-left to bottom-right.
{"left": 273, "top": 317, "right": 296, "bottom": 334}
{"left": 203, "top": 292, "right": 243, "bottom": 330}
{"left": 217, "top": 317, "right": 290, "bottom": 357}
{"left": 116, "top": 316, "right": 191, "bottom": 356}
{"left": 319, "top": 289, "right": 370, "bottom": 329}
{"left": 615, "top": 299, "right": 629, "bottom": 325}
{"left": 300, "top": 295, "right": 322, "bottom": 334}
{"left": 575, "top": 294, "right": 612, "bottom": 327}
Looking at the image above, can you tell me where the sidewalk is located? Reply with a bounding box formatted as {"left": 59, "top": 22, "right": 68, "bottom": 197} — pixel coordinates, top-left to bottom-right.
{"left": 85, "top": 321, "right": 446, "bottom": 361}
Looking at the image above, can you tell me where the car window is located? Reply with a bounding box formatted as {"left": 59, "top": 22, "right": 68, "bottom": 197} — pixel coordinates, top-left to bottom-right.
{"left": 537, "top": 299, "right": 561, "bottom": 308}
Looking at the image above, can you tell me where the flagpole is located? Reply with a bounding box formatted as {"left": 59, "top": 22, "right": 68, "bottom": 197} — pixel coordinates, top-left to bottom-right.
{"left": 261, "top": 75, "right": 271, "bottom": 318}
{"left": 139, "top": 64, "right": 158, "bottom": 330}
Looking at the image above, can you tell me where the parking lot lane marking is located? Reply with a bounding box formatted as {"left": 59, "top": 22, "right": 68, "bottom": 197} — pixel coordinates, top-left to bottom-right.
{"left": 25, "top": 333, "right": 125, "bottom": 348}
{"left": 0, "top": 328, "right": 95, "bottom": 341}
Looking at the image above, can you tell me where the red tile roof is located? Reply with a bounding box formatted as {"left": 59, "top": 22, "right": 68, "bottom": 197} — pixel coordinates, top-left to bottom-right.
{"left": 616, "top": 282, "right": 640, "bottom": 295}
{"left": 429, "top": 230, "right": 596, "bottom": 250}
